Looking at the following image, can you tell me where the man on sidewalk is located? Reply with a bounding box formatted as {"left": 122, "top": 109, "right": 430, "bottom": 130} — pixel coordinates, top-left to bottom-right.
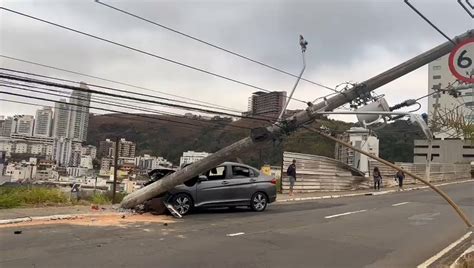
{"left": 287, "top": 159, "right": 297, "bottom": 196}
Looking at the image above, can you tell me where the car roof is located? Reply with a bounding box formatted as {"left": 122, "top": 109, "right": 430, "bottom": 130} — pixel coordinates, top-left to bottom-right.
{"left": 221, "top": 162, "right": 258, "bottom": 170}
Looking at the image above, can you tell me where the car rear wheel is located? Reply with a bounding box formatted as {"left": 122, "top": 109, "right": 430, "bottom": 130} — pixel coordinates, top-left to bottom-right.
{"left": 171, "top": 193, "right": 193, "bottom": 215}
{"left": 250, "top": 192, "right": 268, "bottom": 212}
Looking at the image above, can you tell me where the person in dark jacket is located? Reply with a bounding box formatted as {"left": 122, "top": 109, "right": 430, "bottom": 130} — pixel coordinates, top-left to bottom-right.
{"left": 287, "top": 159, "right": 297, "bottom": 196}
{"left": 395, "top": 168, "right": 405, "bottom": 191}
{"left": 373, "top": 167, "right": 382, "bottom": 190}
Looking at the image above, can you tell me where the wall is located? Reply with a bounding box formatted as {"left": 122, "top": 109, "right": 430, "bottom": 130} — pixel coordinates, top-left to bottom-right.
{"left": 281, "top": 152, "right": 366, "bottom": 193}
{"left": 368, "top": 160, "right": 471, "bottom": 188}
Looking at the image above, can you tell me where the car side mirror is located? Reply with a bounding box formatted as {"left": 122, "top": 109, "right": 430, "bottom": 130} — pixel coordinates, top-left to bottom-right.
{"left": 198, "top": 175, "right": 208, "bottom": 182}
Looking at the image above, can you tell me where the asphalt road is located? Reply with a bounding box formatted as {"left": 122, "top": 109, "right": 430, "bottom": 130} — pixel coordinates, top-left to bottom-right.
{"left": 0, "top": 182, "right": 473, "bottom": 268}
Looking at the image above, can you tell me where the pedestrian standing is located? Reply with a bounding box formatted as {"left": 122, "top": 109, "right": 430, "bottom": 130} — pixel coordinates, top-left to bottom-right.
{"left": 395, "top": 168, "right": 405, "bottom": 191}
{"left": 287, "top": 159, "right": 297, "bottom": 196}
{"left": 373, "top": 167, "right": 382, "bottom": 191}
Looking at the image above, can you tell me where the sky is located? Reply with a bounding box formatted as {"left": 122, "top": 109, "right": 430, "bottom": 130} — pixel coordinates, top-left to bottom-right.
{"left": 0, "top": 0, "right": 472, "bottom": 122}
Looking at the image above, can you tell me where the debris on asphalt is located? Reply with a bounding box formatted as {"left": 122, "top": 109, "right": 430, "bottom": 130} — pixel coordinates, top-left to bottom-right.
{"left": 163, "top": 223, "right": 168, "bottom": 226}
{"left": 14, "top": 230, "right": 22, "bottom": 234}
{"left": 91, "top": 205, "right": 99, "bottom": 210}
{"left": 121, "top": 215, "right": 126, "bottom": 219}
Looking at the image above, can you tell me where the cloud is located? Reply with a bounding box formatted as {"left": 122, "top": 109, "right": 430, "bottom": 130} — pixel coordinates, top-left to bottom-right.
{"left": 0, "top": 0, "right": 471, "bottom": 119}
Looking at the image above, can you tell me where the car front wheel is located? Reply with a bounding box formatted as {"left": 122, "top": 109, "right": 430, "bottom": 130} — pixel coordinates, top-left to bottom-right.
{"left": 171, "top": 193, "right": 193, "bottom": 215}
{"left": 250, "top": 192, "right": 268, "bottom": 212}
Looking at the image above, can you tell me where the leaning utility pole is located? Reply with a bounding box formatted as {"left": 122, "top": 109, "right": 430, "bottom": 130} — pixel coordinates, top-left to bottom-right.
{"left": 121, "top": 30, "right": 473, "bottom": 209}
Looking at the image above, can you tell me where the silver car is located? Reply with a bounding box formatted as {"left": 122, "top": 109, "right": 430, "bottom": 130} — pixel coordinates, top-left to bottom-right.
{"left": 163, "top": 162, "right": 277, "bottom": 215}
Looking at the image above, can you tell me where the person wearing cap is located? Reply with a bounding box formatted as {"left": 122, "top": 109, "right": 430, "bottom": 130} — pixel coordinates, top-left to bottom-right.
{"left": 287, "top": 159, "right": 297, "bottom": 196}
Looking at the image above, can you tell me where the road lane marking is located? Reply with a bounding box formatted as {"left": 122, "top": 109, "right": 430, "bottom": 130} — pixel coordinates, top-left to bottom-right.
{"left": 226, "top": 232, "right": 245, "bottom": 237}
{"left": 392, "top": 202, "right": 410, "bottom": 207}
{"left": 324, "top": 210, "right": 367, "bottom": 219}
{"left": 417, "top": 231, "right": 472, "bottom": 268}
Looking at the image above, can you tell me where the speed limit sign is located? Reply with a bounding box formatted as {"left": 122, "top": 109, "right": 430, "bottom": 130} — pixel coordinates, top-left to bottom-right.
{"left": 448, "top": 38, "right": 474, "bottom": 83}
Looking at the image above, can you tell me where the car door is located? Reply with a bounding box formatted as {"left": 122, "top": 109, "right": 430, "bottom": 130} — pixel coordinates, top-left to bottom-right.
{"left": 195, "top": 165, "right": 232, "bottom": 206}
{"left": 229, "top": 165, "right": 256, "bottom": 202}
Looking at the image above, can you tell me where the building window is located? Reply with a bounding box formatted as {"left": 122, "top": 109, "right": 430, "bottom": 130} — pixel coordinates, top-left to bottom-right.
{"left": 432, "top": 75, "right": 441, "bottom": 80}
{"left": 433, "top": 66, "right": 441, "bottom": 70}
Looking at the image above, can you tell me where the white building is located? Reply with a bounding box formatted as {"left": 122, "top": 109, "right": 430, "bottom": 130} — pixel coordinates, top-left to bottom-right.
{"left": 15, "top": 115, "right": 34, "bottom": 136}
{"left": 66, "top": 167, "right": 89, "bottom": 178}
{"left": 428, "top": 48, "right": 473, "bottom": 139}
{"left": 135, "top": 154, "right": 173, "bottom": 171}
{"left": 179, "top": 151, "right": 211, "bottom": 166}
{"left": 30, "top": 144, "right": 44, "bottom": 155}
{"left": 80, "top": 155, "right": 93, "bottom": 169}
{"left": 335, "top": 127, "right": 379, "bottom": 175}
{"left": 53, "top": 137, "right": 73, "bottom": 167}
{"left": 34, "top": 107, "right": 53, "bottom": 137}
{"left": 15, "top": 142, "right": 28, "bottom": 154}
{"left": 53, "top": 98, "right": 70, "bottom": 138}
{"left": 81, "top": 145, "right": 97, "bottom": 159}
{"left": 0, "top": 116, "right": 14, "bottom": 137}
{"left": 68, "top": 82, "right": 91, "bottom": 142}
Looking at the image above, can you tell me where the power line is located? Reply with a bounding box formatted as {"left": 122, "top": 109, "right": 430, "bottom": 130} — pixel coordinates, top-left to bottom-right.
{"left": 0, "top": 67, "right": 242, "bottom": 114}
{"left": 0, "top": 55, "right": 243, "bottom": 113}
{"left": 404, "top": 0, "right": 456, "bottom": 45}
{"left": 0, "top": 7, "right": 308, "bottom": 104}
{"left": 0, "top": 89, "right": 254, "bottom": 131}
{"left": 0, "top": 98, "right": 206, "bottom": 132}
{"left": 0, "top": 72, "right": 271, "bottom": 122}
{"left": 96, "top": 0, "right": 340, "bottom": 94}
{"left": 0, "top": 81, "right": 254, "bottom": 130}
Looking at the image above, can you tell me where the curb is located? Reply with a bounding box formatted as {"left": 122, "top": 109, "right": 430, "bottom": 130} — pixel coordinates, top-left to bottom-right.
{"left": 417, "top": 231, "right": 473, "bottom": 268}
{"left": 0, "top": 212, "right": 122, "bottom": 225}
{"left": 276, "top": 179, "right": 473, "bottom": 203}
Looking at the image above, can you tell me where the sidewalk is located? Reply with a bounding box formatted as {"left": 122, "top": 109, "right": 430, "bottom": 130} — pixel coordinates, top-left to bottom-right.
{"left": 276, "top": 179, "right": 473, "bottom": 203}
{"left": 0, "top": 205, "right": 117, "bottom": 221}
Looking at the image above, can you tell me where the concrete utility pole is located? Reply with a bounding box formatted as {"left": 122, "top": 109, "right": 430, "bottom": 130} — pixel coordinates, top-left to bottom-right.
{"left": 121, "top": 30, "right": 473, "bottom": 209}
{"left": 112, "top": 136, "right": 119, "bottom": 204}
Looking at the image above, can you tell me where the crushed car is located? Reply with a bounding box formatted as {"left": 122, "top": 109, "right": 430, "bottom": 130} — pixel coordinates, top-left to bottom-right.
{"left": 142, "top": 162, "right": 277, "bottom": 216}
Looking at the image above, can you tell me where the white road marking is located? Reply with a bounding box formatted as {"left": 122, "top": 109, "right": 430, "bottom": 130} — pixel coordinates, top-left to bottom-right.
{"left": 324, "top": 210, "right": 367, "bottom": 219}
{"left": 417, "top": 231, "right": 472, "bottom": 268}
{"left": 226, "top": 232, "right": 245, "bottom": 237}
{"left": 392, "top": 202, "right": 410, "bottom": 207}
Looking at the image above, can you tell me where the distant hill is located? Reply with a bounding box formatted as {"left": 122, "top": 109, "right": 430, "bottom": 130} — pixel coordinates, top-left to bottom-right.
{"left": 87, "top": 113, "right": 423, "bottom": 167}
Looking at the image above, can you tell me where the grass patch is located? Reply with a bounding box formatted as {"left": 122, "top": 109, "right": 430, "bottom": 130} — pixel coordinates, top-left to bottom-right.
{"left": 0, "top": 186, "right": 69, "bottom": 209}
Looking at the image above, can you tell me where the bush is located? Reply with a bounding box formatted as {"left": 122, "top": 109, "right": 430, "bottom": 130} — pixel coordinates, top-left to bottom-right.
{"left": 0, "top": 186, "right": 69, "bottom": 209}
{"left": 90, "top": 193, "right": 110, "bottom": 205}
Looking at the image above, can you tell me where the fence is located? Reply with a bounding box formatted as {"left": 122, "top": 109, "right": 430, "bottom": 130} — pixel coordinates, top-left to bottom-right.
{"left": 368, "top": 160, "right": 471, "bottom": 188}
{"left": 281, "top": 152, "right": 366, "bottom": 193}
{"left": 281, "top": 152, "right": 472, "bottom": 193}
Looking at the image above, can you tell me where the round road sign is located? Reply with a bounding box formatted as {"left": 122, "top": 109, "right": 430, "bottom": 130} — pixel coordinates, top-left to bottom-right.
{"left": 448, "top": 38, "right": 474, "bottom": 83}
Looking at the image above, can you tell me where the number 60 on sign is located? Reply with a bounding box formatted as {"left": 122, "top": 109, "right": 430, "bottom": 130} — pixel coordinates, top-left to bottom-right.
{"left": 448, "top": 38, "right": 474, "bottom": 83}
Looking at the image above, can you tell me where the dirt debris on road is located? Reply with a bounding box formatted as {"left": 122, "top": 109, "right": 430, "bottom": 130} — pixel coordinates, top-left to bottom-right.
{"left": 0, "top": 213, "right": 175, "bottom": 228}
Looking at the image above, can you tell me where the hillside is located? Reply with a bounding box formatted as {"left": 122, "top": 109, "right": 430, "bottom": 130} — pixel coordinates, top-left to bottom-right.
{"left": 87, "top": 113, "right": 423, "bottom": 166}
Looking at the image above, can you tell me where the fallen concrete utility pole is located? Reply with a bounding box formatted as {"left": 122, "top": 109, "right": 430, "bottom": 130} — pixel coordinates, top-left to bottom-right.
{"left": 304, "top": 126, "right": 472, "bottom": 228}
{"left": 121, "top": 29, "right": 474, "bottom": 209}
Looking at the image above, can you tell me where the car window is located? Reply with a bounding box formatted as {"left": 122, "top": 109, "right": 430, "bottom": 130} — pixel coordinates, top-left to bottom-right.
{"left": 207, "top": 166, "right": 226, "bottom": 180}
{"left": 252, "top": 169, "right": 260, "bottom": 177}
{"left": 232, "top": 165, "right": 251, "bottom": 178}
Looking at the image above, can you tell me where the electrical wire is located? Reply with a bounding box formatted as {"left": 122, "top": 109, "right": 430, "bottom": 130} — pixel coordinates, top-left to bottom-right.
{"left": 0, "top": 98, "right": 206, "bottom": 132}
{"left": 0, "top": 7, "right": 308, "bottom": 104}
{"left": 0, "top": 90, "right": 254, "bottom": 132}
{"left": 0, "top": 72, "right": 273, "bottom": 122}
{"left": 0, "top": 82, "right": 254, "bottom": 130}
{"left": 96, "top": 0, "right": 340, "bottom": 94}
{"left": 0, "top": 66, "right": 242, "bottom": 114}
{"left": 0, "top": 54, "right": 242, "bottom": 112}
